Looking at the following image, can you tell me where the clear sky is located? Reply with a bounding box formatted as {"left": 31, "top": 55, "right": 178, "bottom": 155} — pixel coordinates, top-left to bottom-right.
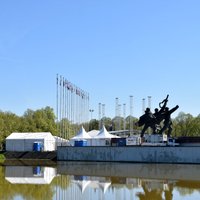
{"left": 0, "top": 0, "right": 200, "bottom": 119}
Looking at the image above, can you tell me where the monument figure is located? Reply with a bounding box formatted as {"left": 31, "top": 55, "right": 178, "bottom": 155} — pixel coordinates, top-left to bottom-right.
{"left": 136, "top": 95, "right": 179, "bottom": 137}
{"left": 158, "top": 105, "right": 179, "bottom": 136}
{"left": 136, "top": 107, "right": 157, "bottom": 137}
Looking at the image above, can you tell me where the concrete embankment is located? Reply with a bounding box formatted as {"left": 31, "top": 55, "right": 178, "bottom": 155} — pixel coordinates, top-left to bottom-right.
{"left": 57, "top": 146, "right": 200, "bottom": 164}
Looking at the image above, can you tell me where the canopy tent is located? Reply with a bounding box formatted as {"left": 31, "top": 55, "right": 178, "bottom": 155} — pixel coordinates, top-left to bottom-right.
{"left": 71, "top": 126, "right": 91, "bottom": 140}
{"left": 54, "top": 136, "right": 70, "bottom": 149}
{"left": 88, "top": 130, "right": 99, "bottom": 137}
{"left": 70, "top": 126, "right": 91, "bottom": 146}
{"left": 94, "top": 126, "right": 120, "bottom": 139}
{"left": 91, "top": 126, "right": 120, "bottom": 146}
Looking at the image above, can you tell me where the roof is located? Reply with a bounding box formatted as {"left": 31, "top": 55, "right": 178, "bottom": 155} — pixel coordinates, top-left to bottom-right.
{"left": 71, "top": 126, "right": 91, "bottom": 140}
{"left": 6, "top": 132, "right": 54, "bottom": 140}
{"left": 88, "top": 130, "right": 99, "bottom": 137}
{"left": 94, "top": 126, "right": 120, "bottom": 139}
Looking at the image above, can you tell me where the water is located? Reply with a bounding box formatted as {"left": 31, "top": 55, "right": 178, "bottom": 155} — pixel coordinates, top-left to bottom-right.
{"left": 1, "top": 162, "right": 200, "bottom": 200}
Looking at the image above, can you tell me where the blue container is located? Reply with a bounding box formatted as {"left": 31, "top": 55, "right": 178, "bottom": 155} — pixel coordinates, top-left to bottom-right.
{"left": 118, "top": 138, "right": 126, "bottom": 146}
{"left": 74, "top": 140, "right": 87, "bottom": 147}
{"left": 33, "top": 166, "right": 41, "bottom": 176}
{"left": 33, "top": 142, "right": 42, "bottom": 151}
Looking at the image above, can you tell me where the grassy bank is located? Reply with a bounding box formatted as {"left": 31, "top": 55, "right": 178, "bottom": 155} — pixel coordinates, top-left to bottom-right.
{"left": 0, "top": 153, "right": 5, "bottom": 164}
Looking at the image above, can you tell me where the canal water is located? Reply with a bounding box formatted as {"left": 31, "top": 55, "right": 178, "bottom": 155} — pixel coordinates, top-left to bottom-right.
{"left": 1, "top": 162, "right": 200, "bottom": 200}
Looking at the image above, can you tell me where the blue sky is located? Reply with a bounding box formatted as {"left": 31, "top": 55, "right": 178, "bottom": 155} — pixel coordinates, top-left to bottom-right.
{"left": 0, "top": 0, "right": 200, "bottom": 119}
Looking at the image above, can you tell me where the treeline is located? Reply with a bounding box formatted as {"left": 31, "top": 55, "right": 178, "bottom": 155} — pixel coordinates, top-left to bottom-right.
{"left": 0, "top": 107, "right": 57, "bottom": 150}
{"left": 0, "top": 107, "right": 200, "bottom": 149}
{"left": 173, "top": 112, "right": 200, "bottom": 137}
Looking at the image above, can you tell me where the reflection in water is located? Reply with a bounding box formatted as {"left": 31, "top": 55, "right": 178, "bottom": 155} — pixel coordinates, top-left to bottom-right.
{"left": 56, "top": 162, "right": 200, "bottom": 200}
{"left": 5, "top": 166, "right": 56, "bottom": 184}
{"left": 71, "top": 175, "right": 111, "bottom": 194}
{"left": 1, "top": 163, "right": 200, "bottom": 199}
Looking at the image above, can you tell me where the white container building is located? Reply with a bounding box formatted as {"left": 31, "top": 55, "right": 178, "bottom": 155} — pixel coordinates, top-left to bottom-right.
{"left": 6, "top": 132, "right": 56, "bottom": 152}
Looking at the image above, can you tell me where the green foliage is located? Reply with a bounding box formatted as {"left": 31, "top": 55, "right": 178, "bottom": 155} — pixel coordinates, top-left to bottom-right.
{"left": 0, "top": 106, "right": 200, "bottom": 149}
{"left": 0, "top": 153, "right": 5, "bottom": 164}
{"left": 0, "top": 107, "right": 57, "bottom": 150}
{"left": 89, "top": 119, "right": 99, "bottom": 131}
{"left": 0, "top": 154, "right": 5, "bottom": 160}
{"left": 22, "top": 107, "right": 57, "bottom": 134}
{"left": 172, "top": 112, "right": 200, "bottom": 137}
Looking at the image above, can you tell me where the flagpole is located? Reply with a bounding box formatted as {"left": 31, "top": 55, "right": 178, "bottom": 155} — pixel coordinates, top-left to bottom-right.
{"left": 56, "top": 74, "right": 59, "bottom": 136}
{"left": 59, "top": 75, "right": 62, "bottom": 139}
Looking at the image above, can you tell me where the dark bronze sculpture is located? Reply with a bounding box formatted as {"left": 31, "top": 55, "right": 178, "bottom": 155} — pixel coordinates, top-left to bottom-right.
{"left": 158, "top": 105, "right": 179, "bottom": 136}
{"left": 153, "top": 95, "right": 168, "bottom": 129}
{"left": 136, "top": 95, "right": 179, "bottom": 137}
{"left": 136, "top": 108, "right": 157, "bottom": 137}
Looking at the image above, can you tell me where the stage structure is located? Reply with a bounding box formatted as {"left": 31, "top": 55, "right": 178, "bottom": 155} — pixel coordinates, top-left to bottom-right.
{"left": 56, "top": 74, "right": 90, "bottom": 140}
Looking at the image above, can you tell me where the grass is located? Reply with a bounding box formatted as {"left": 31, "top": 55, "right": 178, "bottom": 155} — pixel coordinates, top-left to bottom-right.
{"left": 0, "top": 153, "right": 5, "bottom": 163}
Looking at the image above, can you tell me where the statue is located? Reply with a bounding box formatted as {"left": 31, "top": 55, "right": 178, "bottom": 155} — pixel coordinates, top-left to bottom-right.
{"left": 158, "top": 105, "right": 179, "bottom": 136}
{"left": 136, "top": 107, "right": 157, "bottom": 137}
{"left": 153, "top": 95, "right": 169, "bottom": 131}
{"left": 136, "top": 95, "right": 179, "bottom": 137}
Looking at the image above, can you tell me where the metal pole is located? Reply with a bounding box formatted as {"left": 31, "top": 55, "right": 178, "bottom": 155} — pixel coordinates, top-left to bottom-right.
{"left": 99, "top": 103, "right": 102, "bottom": 129}
{"left": 123, "top": 103, "right": 126, "bottom": 131}
{"left": 148, "top": 96, "right": 152, "bottom": 110}
{"left": 102, "top": 104, "right": 105, "bottom": 125}
{"left": 142, "top": 98, "right": 146, "bottom": 114}
{"left": 129, "top": 95, "right": 133, "bottom": 133}
{"left": 115, "top": 98, "right": 119, "bottom": 117}
{"left": 89, "top": 109, "right": 94, "bottom": 120}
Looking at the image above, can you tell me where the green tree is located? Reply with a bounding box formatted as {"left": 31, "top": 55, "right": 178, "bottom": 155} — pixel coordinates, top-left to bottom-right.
{"left": 0, "top": 107, "right": 58, "bottom": 149}
{"left": 172, "top": 112, "right": 200, "bottom": 137}
{"left": 89, "top": 119, "right": 99, "bottom": 131}
{"left": 22, "top": 107, "right": 57, "bottom": 134}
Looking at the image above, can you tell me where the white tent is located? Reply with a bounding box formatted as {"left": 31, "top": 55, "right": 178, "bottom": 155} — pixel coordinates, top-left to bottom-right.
{"left": 54, "top": 136, "right": 70, "bottom": 149}
{"left": 71, "top": 126, "right": 91, "bottom": 140}
{"left": 91, "top": 126, "right": 120, "bottom": 146}
{"left": 88, "top": 130, "right": 99, "bottom": 137}
{"left": 70, "top": 126, "right": 92, "bottom": 146}
{"left": 95, "top": 126, "right": 119, "bottom": 139}
{"left": 6, "top": 132, "right": 56, "bottom": 151}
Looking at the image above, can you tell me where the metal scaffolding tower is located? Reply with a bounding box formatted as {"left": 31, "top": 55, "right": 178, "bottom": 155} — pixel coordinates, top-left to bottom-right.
{"left": 129, "top": 95, "right": 133, "bottom": 132}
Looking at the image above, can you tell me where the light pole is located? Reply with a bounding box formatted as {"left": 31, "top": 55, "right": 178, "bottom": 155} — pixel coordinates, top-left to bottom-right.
{"left": 89, "top": 109, "right": 94, "bottom": 120}
{"left": 148, "top": 96, "right": 152, "bottom": 110}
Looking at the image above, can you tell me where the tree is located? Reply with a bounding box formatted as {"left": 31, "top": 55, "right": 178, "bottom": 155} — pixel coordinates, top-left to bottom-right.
{"left": 0, "top": 107, "right": 57, "bottom": 150}
{"left": 173, "top": 112, "right": 200, "bottom": 137}
{"left": 89, "top": 119, "right": 99, "bottom": 131}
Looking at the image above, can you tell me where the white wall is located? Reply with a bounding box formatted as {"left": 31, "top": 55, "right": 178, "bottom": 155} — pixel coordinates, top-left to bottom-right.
{"left": 6, "top": 138, "right": 55, "bottom": 152}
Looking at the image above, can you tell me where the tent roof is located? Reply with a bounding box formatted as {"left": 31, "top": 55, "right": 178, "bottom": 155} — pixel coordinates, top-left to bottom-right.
{"left": 95, "top": 126, "right": 120, "bottom": 138}
{"left": 88, "top": 130, "right": 99, "bottom": 137}
{"left": 54, "top": 136, "right": 69, "bottom": 142}
{"left": 6, "top": 132, "right": 54, "bottom": 140}
{"left": 71, "top": 126, "right": 91, "bottom": 140}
